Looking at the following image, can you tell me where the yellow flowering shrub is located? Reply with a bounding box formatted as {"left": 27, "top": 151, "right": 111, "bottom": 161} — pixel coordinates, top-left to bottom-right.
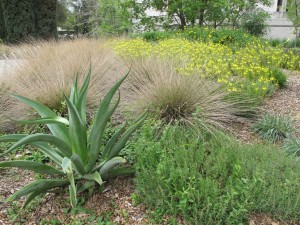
{"left": 111, "top": 37, "right": 299, "bottom": 98}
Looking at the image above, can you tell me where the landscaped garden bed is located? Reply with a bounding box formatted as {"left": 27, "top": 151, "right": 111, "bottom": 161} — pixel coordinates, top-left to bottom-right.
{"left": 0, "top": 30, "right": 300, "bottom": 224}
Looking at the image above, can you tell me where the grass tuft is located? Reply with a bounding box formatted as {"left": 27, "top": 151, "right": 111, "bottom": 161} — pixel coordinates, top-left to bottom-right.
{"left": 0, "top": 39, "right": 123, "bottom": 130}
{"left": 252, "top": 113, "right": 294, "bottom": 142}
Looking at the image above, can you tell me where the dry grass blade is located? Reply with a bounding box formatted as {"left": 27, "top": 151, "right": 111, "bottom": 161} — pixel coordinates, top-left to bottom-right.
{"left": 0, "top": 39, "right": 123, "bottom": 130}
{"left": 124, "top": 56, "right": 240, "bottom": 134}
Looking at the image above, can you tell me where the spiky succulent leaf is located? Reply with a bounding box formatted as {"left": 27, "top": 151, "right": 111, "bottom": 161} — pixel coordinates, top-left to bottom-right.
{"left": 10, "top": 94, "right": 70, "bottom": 144}
{"left": 6, "top": 134, "right": 72, "bottom": 158}
{"left": 7, "top": 179, "right": 69, "bottom": 202}
{"left": 64, "top": 95, "right": 88, "bottom": 164}
{"left": 99, "top": 157, "right": 126, "bottom": 178}
{"left": 71, "top": 154, "right": 86, "bottom": 176}
{"left": 77, "top": 181, "right": 95, "bottom": 194}
{"left": 31, "top": 142, "right": 63, "bottom": 165}
{"left": 102, "top": 123, "right": 127, "bottom": 159}
{"left": 17, "top": 117, "right": 69, "bottom": 126}
{"left": 101, "top": 167, "right": 135, "bottom": 181}
{"left": 107, "top": 111, "right": 148, "bottom": 160}
{"left": 83, "top": 171, "right": 103, "bottom": 186}
{"left": 0, "top": 161, "right": 64, "bottom": 175}
{"left": 86, "top": 93, "right": 121, "bottom": 171}
{"left": 76, "top": 66, "right": 91, "bottom": 125}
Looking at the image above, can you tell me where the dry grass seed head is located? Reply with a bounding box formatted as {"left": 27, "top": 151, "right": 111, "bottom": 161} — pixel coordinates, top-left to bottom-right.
{"left": 125, "top": 56, "right": 239, "bottom": 133}
{"left": 0, "top": 39, "right": 123, "bottom": 129}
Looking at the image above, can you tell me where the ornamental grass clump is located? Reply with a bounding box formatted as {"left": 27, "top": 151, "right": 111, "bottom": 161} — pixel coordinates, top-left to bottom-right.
{"left": 0, "top": 39, "right": 122, "bottom": 130}
{"left": 125, "top": 57, "right": 244, "bottom": 134}
{"left": 0, "top": 68, "right": 147, "bottom": 208}
{"left": 252, "top": 114, "right": 294, "bottom": 142}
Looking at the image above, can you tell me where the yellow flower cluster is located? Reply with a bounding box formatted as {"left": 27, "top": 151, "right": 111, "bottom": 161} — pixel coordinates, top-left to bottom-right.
{"left": 112, "top": 38, "right": 299, "bottom": 97}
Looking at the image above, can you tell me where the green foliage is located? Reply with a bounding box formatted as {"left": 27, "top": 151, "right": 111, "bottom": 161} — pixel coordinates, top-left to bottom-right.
{"left": 241, "top": 10, "right": 270, "bottom": 36}
{"left": 287, "top": 0, "right": 300, "bottom": 27}
{"left": 284, "top": 136, "right": 300, "bottom": 157}
{"left": 97, "top": 0, "right": 132, "bottom": 37}
{"left": 270, "top": 68, "right": 287, "bottom": 88}
{"left": 252, "top": 114, "right": 294, "bottom": 142}
{"left": 33, "top": 0, "right": 57, "bottom": 39}
{"left": 1, "top": 0, "right": 36, "bottom": 43}
{"left": 136, "top": 28, "right": 256, "bottom": 47}
{"left": 0, "top": 67, "right": 147, "bottom": 208}
{"left": 126, "top": 0, "right": 271, "bottom": 31}
{"left": 134, "top": 122, "right": 300, "bottom": 224}
{"left": 0, "top": 0, "right": 5, "bottom": 40}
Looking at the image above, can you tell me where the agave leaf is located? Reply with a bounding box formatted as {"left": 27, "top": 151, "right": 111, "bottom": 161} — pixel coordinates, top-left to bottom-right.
{"left": 107, "top": 111, "right": 148, "bottom": 160}
{"left": 83, "top": 171, "right": 103, "bottom": 186}
{"left": 64, "top": 95, "right": 88, "bottom": 163}
{"left": 0, "top": 135, "right": 63, "bottom": 164}
{"left": 17, "top": 117, "right": 69, "bottom": 126}
{"left": 102, "top": 123, "right": 127, "bottom": 159}
{"left": 0, "top": 134, "right": 27, "bottom": 143}
{"left": 101, "top": 167, "right": 135, "bottom": 181}
{"left": 7, "top": 134, "right": 72, "bottom": 158}
{"left": 76, "top": 66, "right": 91, "bottom": 125}
{"left": 99, "top": 157, "right": 127, "bottom": 178}
{"left": 77, "top": 181, "right": 95, "bottom": 194}
{"left": 7, "top": 179, "right": 69, "bottom": 202}
{"left": 31, "top": 142, "right": 63, "bottom": 165}
{"left": 61, "top": 157, "right": 77, "bottom": 207}
{"left": 71, "top": 154, "right": 86, "bottom": 176}
{"left": 23, "top": 190, "right": 44, "bottom": 208}
{"left": 0, "top": 161, "right": 64, "bottom": 175}
{"left": 86, "top": 93, "right": 120, "bottom": 171}
{"left": 87, "top": 72, "right": 129, "bottom": 171}
{"left": 10, "top": 94, "right": 70, "bottom": 145}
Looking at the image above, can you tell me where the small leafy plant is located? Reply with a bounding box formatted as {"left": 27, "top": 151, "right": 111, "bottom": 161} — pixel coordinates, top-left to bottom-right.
{"left": 0, "top": 67, "right": 147, "bottom": 208}
{"left": 283, "top": 136, "right": 300, "bottom": 157}
{"left": 252, "top": 114, "right": 294, "bottom": 142}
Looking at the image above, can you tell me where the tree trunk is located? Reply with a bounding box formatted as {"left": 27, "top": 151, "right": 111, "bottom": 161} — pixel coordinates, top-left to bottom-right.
{"left": 2, "top": 0, "right": 35, "bottom": 43}
{"left": 33, "top": 0, "right": 57, "bottom": 40}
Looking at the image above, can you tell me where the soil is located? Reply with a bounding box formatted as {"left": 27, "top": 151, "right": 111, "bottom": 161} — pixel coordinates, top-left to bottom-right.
{"left": 0, "top": 73, "right": 300, "bottom": 225}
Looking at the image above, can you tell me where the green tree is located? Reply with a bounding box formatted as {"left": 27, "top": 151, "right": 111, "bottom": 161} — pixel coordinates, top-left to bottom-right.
{"left": 1, "top": 0, "right": 36, "bottom": 43}
{"left": 98, "top": 0, "right": 131, "bottom": 36}
{"left": 0, "top": 0, "right": 5, "bottom": 40}
{"left": 126, "top": 0, "right": 271, "bottom": 31}
{"left": 33, "top": 0, "right": 57, "bottom": 39}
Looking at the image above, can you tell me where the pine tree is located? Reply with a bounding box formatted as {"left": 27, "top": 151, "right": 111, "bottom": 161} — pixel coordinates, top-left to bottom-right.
{"left": 33, "top": 0, "right": 57, "bottom": 39}
{"left": 1, "top": 0, "right": 35, "bottom": 43}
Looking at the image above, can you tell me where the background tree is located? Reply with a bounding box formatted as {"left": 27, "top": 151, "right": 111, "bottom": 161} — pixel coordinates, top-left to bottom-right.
{"left": 33, "top": 0, "right": 57, "bottom": 39}
{"left": 97, "top": 0, "right": 132, "bottom": 36}
{"left": 0, "top": 0, "right": 5, "bottom": 41}
{"left": 287, "top": 0, "right": 300, "bottom": 42}
{"left": 1, "top": 0, "right": 36, "bottom": 43}
{"left": 126, "top": 0, "right": 271, "bottom": 31}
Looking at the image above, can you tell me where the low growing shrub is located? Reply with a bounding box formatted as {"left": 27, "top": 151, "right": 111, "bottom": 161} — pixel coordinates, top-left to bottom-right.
{"left": 134, "top": 122, "right": 300, "bottom": 224}
{"left": 252, "top": 114, "right": 294, "bottom": 142}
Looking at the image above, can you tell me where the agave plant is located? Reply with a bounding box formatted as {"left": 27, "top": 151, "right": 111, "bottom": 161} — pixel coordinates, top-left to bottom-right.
{"left": 0, "top": 67, "right": 147, "bottom": 208}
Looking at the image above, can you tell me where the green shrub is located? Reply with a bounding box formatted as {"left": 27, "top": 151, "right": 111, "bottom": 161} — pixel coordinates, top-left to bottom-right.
{"left": 134, "top": 122, "right": 300, "bottom": 224}
{"left": 252, "top": 114, "right": 294, "bottom": 142}
{"left": 0, "top": 68, "right": 147, "bottom": 208}
{"left": 141, "top": 31, "right": 171, "bottom": 42}
{"left": 284, "top": 136, "right": 300, "bottom": 157}
{"left": 270, "top": 68, "right": 287, "bottom": 88}
{"left": 241, "top": 10, "right": 270, "bottom": 36}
